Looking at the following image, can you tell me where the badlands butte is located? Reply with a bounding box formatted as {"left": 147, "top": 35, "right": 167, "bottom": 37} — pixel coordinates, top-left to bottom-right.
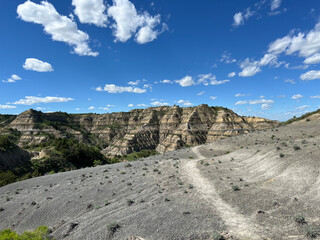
{"left": 1, "top": 105, "right": 320, "bottom": 239}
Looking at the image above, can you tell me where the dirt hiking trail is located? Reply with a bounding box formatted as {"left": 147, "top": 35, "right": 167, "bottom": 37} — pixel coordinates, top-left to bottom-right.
{"left": 182, "top": 146, "right": 263, "bottom": 240}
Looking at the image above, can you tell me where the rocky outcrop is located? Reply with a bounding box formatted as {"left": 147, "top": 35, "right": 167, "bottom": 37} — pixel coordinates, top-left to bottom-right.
{"left": 3, "top": 105, "right": 279, "bottom": 156}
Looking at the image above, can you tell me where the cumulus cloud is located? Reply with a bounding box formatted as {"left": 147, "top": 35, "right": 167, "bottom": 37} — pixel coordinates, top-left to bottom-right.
{"left": 95, "top": 84, "right": 146, "bottom": 93}
{"left": 2, "top": 74, "right": 22, "bottom": 83}
{"left": 268, "top": 22, "right": 320, "bottom": 63}
{"left": 300, "top": 70, "right": 320, "bottom": 80}
{"left": 12, "top": 96, "right": 74, "bottom": 105}
{"left": 177, "top": 100, "right": 193, "bottom": 107}
{"left": 271, "top": 0, "right": 281, "bottom": 11}
{"left": 175, "top": 76, "right": 195, "bottom": 87}
{"left": 128, "top": 104, "right": 134, "bottom": 107}
{"left": 197, "top": 91, "right": 205, "bottom": 96}
{"left": 151, "top": 101, "right": 169, "bottom": 106}
{"left": 209, "top": 96, "right": 217, "bottom": 100}
{"left": 291, "top": 94, "right": 303, "bottom": 100}
{"left": 107, "top": 0, "right": 165, "bottom": 44}
{"left": 72, "top": 0, "right": 108, "bottom": 27}
{"left": 23, "top": 58, "right": 54, "bottom": 72}
{"left": 89, "top": 106, "right": 95, "bottom": 110}
{"left": 17, "top": 1, "right": 98, "bottom": 56}
{"left": 228, "top": 72, "right": 236, "bottom": 78}
{"left": 0, "top": 105, "right": 16, "bottom": 109}
{"left": 310, "top": 95, "right": 320, "bottom": 99}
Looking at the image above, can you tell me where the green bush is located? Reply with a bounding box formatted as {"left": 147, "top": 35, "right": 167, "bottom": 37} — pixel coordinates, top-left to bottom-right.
{"left": 0, "top": 135, "right": 15, "bottom": 152}
{"left": 0, "top": 226, "right": 52, "bottom": 240}
{"left": 0, "top": 170, "right": 17, "bottom": 187}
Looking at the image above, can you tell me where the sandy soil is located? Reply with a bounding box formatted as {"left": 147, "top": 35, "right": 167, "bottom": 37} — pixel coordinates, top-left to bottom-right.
{"left": 1, "top": 120, "right": 320, "bottom": 239}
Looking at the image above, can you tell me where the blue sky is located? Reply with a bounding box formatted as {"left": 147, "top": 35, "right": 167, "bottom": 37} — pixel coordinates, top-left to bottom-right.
{"left": 1, "top": 0, "right": 320, "bottom": 120}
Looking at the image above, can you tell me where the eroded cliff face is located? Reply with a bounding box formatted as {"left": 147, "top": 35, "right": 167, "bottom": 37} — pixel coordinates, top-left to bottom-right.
{"left": 3, "top": 105, "right": 279, "bottom": 156}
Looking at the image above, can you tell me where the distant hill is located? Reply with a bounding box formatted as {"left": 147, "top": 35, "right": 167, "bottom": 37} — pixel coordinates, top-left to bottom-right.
{"left": 0, "top": 105, "right": 278, "bottom": 186}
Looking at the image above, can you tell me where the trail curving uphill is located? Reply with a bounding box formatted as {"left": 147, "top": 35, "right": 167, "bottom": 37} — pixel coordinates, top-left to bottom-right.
{"left": 182, "top": 146, "right": 262, "bottom": 240}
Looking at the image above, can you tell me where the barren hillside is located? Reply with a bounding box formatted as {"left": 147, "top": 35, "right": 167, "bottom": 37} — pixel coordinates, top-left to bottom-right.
{"left": 1, "top": 113, "right": 320, "bottom": 239}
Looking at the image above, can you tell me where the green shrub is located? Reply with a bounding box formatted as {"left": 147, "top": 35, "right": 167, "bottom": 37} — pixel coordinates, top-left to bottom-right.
{"left": 305, "top": 225, "right": 319, "bottom": 238}
{"left": 0, "top": 135, "right": 15, "bottom": 152}
{"left": 294, "top": 215, "right": 306, "bottom": 224}
{"left": 0, "top": 170, "right": 17, "bottom": 187}
{"left": 232, "top": 185, "right": 240, "bottom": 191}
{"left": 107, "top": 222, "right": 120, "bottom": 234}
{"left": 0, "top": 226, "right": 52, "bottom": 240}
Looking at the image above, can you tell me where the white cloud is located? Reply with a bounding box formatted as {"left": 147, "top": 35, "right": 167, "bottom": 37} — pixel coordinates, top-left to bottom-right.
{"left": 137, "top": 103, "right": 148, "bottom": 107}
{"left": 233, "top": 12, "right": 244, "bottom": 27}
{"left": 239, "top": 65, "right": 261, "bottom": 77}
{"left": 177, "top": 100, "right": 193, "bottom": 107}
{"left": 303, "top": 53, "right": 320, "bottom": 64}
{"left": 238, "top": 53, "right": 279, "bottom": 77}
{"left": 2, "top": 74, "right": 22, "bottom": 83}
{"left": 310, "top": 95, "right": 320, "bottom": 99}
{"left": 271, "top": 0, "right": 281, "bottom": 11}
{"left": 89, "top": 106, "right": 95, "bottom": 110}
{"left": 95, "top": 84, "right": 146, "bottom": 93}
{"left": 233, "top": 8, "right": 254, "bottom": 27}
{"left": 268, "top": 36, "right": 291, "bottom": 54}
{"left": 300, "top": 70, "right": 320, "bottom": 80}
{"left": 151, "top": 101, "right": 169, "bottom": 106}
{"left": 209, "top": 96, "right": 217, "bottom": 100}
{"left": 161, "top": 79, "right": 173, "bottom": 84}
{"left": 198, "top": 73, "right": 215, "bottom": 85}
{"left": 291, "top": 94, "right": 303, "bottom": 100}
{"left": 128, "top": 80, "right": 140, "bottom": 85}
{"left": 175, "top": 75, "right": 195, "bottom": 87}
{"left": 36, "top": 107, "right": 46, "bottom": 110}
{"left": 128, "top": 104, "right": 134, "bottom": 107}
{"left": 220, "top": 52, "right": 236, "bottom": 64}
{"left": 197, "top": 91, "right": 205, "bottom": 96}
{"left": 268, "top": 22, "right": 320, "bottom": 61}
{"left": 75, "top": 108, "right": 81, "bottom": 111}
{"left": 235, "top": 93, "right": 248, "bottom": 97}
{"left": 72, "top": 0, "right": 108, "bottom": 27}
{"left": 17, "top": 1, "right": 98, "bottom": 56}
{"left": 296, "top": 105, "right": 310, "bottom": 110}
{"left": 284, "top": 63, "right": 308, "bottom": 70}
{"left": 228, "top": 72, "right": 236, "bottom": 78}
{"left": 284, "top": 79, "right": 296, "bottom": 84}
{"left": 210, "top": 79, "right": 229, "bottom": 85}
{"left": 12, "top": 96, "right": 74, "bottom": 105}
{"left": 99, "top": 107, "right": 110, "bottom": 111}
{"left": 261, "top": 103, "right": 272, "bottom": 110}
{"left": 23, "top": 58, "right": 54, "bottom": 72}
{"left": 107, "top": 0, "right": 164, "bottom": 44}
{"left": 235, "top": 99, "right": 274, "bottom": 105}
{"left": 0, "top": 105, "right": 16, "bottom": 109}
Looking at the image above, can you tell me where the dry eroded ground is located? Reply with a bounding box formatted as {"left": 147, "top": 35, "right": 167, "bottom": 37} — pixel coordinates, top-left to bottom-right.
{"left": 1, "top": 120, "right": 320, "bottom": 239}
